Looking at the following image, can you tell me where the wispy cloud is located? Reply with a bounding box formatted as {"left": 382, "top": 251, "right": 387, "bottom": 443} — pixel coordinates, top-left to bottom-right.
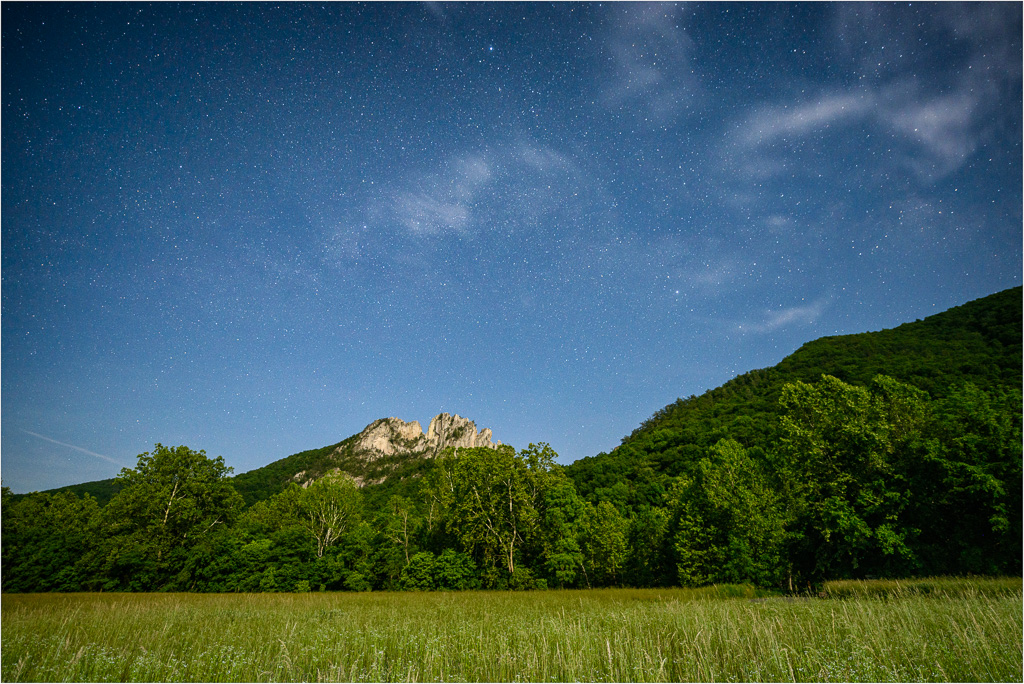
{"left": 739, "top": 93, "right": 874, "bottom": 148}
{"left": 423, "top": 1, "right": 448, "bottom": 24}
{"left": 601, "top": 2, "right": 699, "bottom": 121}
{"left": 20, "top": 429, "right": 126, "bottom": 466}
{"left": 765, "top": 215, "right": 795, "bottom": 232}
{"left": 833, "top": 2, "right": 1021, "bottom": 85}
{"left": 381, "top": 141, "right": 599, "bottom": 240}
{"left": 737, "top": 298, "right": 830, "bottom": 333}
{"left": 323, "top": 139, "right": 617, "bottom": 283}
{"left": 728, "top": 3, "right": 1019, "bottom": 186}
{"left": 392, "top": 153, "right": 492, "bottom": 236}
{"left": 878, "top": 84, "right": 980, "bottom": 180}
{"left": 681, "top": 256, "right": 743, "bottom": 291}
{"left": 394, "top": 191, "right": 473, "bottom": 236}
{"left": 728, "top": 82, "right": 989, "bottom": 187}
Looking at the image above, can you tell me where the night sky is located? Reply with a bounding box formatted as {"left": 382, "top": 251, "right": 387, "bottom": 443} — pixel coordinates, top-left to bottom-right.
{"left": 3, "top": 2, "right": 1021, "bottom": 493}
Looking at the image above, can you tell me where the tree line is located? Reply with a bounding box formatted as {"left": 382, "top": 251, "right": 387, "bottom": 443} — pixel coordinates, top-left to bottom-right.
{"left": 3, "top": 373, "right": 1019, "bottom": 594}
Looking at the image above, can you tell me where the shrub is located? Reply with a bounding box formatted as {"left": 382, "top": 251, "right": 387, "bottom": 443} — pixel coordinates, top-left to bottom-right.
{"left": 344, "top": 572, "right": 371, "bottom": 592}
{"left": 400, "top": 552, "right": 436, "bottom": 591}
{"left": 510, "top": 566, "right": 541, "bottom": 590}
{"left": 433, "top": 549, "right": 479, "bottom": 590}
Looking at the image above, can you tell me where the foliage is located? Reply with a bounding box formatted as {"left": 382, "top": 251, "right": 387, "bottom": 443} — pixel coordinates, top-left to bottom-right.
{"left": 1, "top": 488, "right": 100, "bottom": 592}
{"left": 669, "top": 439, "right": 788, "bottom": 588}
{"left": 909, "top": 383, "right": 1023, "bottom": 575}
{"left": 301, "top": 473, "right": 362, "bottom": 557}
{"left": 2, "top": 287, "right": 1020, "bottom": 593}
{"left": 776, "top": 375, "right": 928, "bottom": 583}
{"left": 578, "top": 500, "right": 629, "bottom": 587}
{"left": 93, "top": 444, "right": 245, "bottom": 591}
{"left": 425, "top": 444, "right": 552, "bottom": 582}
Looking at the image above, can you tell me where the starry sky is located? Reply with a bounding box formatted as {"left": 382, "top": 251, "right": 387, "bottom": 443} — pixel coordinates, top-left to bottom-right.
{"left": 3, "top": 2, "right": 1021, "bottom": 493}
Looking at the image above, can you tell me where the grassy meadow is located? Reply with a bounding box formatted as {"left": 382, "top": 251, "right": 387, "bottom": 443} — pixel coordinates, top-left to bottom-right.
{"left": 2, "top": 578, "right": 1021, "bottom": 682}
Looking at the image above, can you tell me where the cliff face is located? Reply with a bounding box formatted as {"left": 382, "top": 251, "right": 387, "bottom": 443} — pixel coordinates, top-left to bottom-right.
{"left": 353, "top": 412, "right": 499, "bottom": 461}
{"left": 284, "top": 412, "right": 501, "bottom": 489}
{"left": 354, "top": 418, "right": 429, "bottom": 459}
{"left": 425, "top": 413, "right": 498, "bottom": 452}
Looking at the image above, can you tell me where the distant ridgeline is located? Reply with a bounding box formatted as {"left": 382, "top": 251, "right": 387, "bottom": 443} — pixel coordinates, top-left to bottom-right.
{"left": 4, "top": 286, "right": 1019, "bottom": 593}
{"left": 35, "top": 412, "right": 500, "bottom": 507}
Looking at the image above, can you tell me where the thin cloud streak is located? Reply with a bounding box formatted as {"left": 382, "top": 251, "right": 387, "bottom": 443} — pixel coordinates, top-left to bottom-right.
{"left": 20, "top": 429, "right": 126, "bottom": 466}
{"left": 382, "top": 141, "right": 596, "bottom": 240}
{"left": 739, "top": 93, "right": 874, "bottom": 147}
{"left": 738, "top": 299, "right": 830, "bottom": 333}
{"left": 728, "top": 84, "right": 987, "bottom": 186}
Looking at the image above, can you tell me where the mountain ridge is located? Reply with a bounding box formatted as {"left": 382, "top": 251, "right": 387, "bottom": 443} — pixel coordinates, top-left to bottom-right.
{"left": 230, "top": 412, "right": 499, "bottom": 505}
{"left": 566, "top": 285, "right": 1021, "bottom": 505}
{"left": 25, "top": 286, "right": 1022, "bottom": 507}
{"left": 6, "top": 286, "right": 1019, "bottom": 592}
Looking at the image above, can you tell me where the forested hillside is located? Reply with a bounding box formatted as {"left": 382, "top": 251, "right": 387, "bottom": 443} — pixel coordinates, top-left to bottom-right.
{"left": 3, "top": 287, "right": 1020, "bottom": 593}
{"left": 568, "top": 286, "right": 1021, "bottom": 506}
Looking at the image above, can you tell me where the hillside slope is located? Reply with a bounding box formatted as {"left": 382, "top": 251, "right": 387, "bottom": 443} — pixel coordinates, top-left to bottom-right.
{"left": 32, "top": 287, "right": 1020, "bottom": 509}
{"left": 566, "top": 286, "right": 1022, "bottom": 501}
{"left": 229, "top": 412, "right": 498, "bottom": 506}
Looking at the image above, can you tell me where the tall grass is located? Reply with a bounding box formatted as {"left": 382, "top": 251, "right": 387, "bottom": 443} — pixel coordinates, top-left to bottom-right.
{"left": 2, "top": 579, "right": 1020, "bottom": 682}
{"left": 820, "top": 575, "right": 1022, "bottom": 599}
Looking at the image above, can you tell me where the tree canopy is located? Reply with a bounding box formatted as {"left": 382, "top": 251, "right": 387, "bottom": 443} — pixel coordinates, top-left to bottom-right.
{"left": 3, "top": 287, "right": 1020, "bottom": 593}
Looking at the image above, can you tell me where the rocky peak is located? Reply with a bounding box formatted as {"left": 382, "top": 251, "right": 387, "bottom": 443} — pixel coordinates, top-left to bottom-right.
{"left": 353, "top": 417, "right": 428, "bottom": 459}
{"left": 426, "top": 412, "right": 499, "bottom": 452}
{"left": 350, "top": 412, "right": 499, "bottom": 462}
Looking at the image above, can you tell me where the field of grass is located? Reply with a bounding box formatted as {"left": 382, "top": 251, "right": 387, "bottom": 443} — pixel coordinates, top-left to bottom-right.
{"left": 2, "top": 578, "right": 1020, "bottom": 682}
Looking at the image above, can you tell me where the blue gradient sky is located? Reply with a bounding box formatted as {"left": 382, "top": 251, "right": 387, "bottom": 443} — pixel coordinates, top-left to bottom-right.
{"left": 3, "top": 2, "right": 1021, "bottom": 492}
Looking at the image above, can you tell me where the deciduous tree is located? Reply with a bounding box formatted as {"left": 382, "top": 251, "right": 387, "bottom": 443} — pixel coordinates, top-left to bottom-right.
{"left": 301, "top": 473, "right": 362, "bottom": 558}
{"left": 99, "top": 444, "right": 244, "bottom": 589}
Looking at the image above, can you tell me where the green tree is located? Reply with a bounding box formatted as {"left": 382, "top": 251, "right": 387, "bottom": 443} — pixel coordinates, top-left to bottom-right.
{"left": 99, "top": 444, "right": 244, "bottom": 590}
{"left": 338, "top": 520, "right": 377, "bottom": 590}
{"left": 625, "top": 506, "right": 670, "bottom": 587}
{"left": 912, "top": 384, "right": 1022, "bottom": 574}
{"left": 382, "top": 495, "right": 419, "bottom": 565}
{"left": 400, "top": 551, "right": 436, "bottom": 590}
{"left": 536, "top": 477, "right": 587, "bottom": 587}
{"left": 432, "top": 548, "right": 479, "bottom": 590}
{"left": 301, "top": 473, "right": 362, "bottom": 558}
{"left": 513, "top": 443, "right": 589, "bottom": 588}
{"left": 239, "top": 484, "right": 305, "bottom": 538}
{"left": 371, "top": 495, "right": 422, "bottom": 588}
{"left": 668, "top": 439, "right": 787, "bottom": 587}
{"left": 579, "top": 500, "right": 629, "bottom": 587}
{"left": 426, "top": 445, "right": 548, "bottom": 582}
{"left": 777, "top": 375, "right": 928, "bottom": 582}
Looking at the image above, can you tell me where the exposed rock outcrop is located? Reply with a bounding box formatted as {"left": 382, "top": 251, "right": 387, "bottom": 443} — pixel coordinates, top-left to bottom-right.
{"left": 239, "top": 410, "right": 505, "bottom": 494}
{"left": 346, "top": 412, "right": 500, "bottom": 462}
{"left": 353, "top": 418, "right": 428, "bottom": 460}
{"left": 425, "top": 412, "right": 499, "bottom": 453}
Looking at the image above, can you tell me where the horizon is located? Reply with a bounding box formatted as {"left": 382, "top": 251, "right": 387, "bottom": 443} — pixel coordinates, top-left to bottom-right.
{"left": 3, "top": 2, "right": 1021, "bottom": 493}
{"left": 7, "top": 284, "right": 1018, "bottom": 495}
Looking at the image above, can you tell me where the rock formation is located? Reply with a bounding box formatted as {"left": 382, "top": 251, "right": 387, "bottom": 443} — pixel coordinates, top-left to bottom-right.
{"left": 425, "top": 412, "right": 498, "bottom": 452}
{"left": 353, "top": 417, "right": 428, "bottom": 459}
{"left": 349, "top": 412, "right": 500, "bottom": 462}
{"left": 238, "top": 411, "right": 505, "bottom": 494}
